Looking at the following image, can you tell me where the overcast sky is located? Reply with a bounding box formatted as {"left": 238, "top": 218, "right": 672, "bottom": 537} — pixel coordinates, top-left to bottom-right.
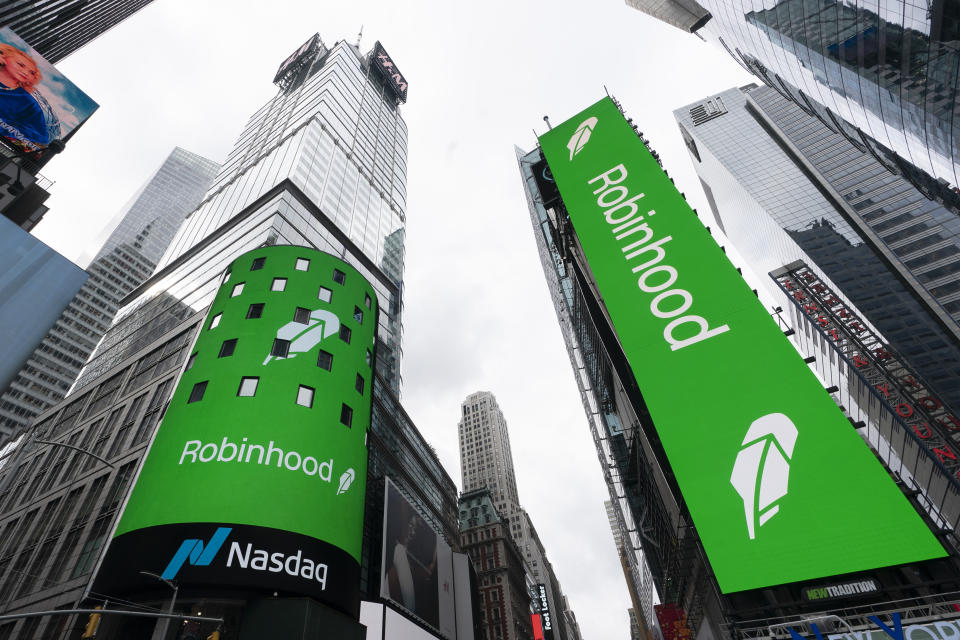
{"left": 32, "top": 1, "right": 756, "bottom": 637}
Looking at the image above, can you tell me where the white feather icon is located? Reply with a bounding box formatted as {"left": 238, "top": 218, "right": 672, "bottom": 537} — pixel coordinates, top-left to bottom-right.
{"left": 567, "top": 117, "right": 598, "bottom": 161}
{"left": 263, "top": 309, "right": 340, "bottom": 365}
{"left": 337, "top": 469, "right": 355, "bottom": 495}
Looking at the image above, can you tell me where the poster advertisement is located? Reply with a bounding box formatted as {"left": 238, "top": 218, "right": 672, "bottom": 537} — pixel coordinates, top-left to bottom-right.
{"left": 0, "top": 27, "right": 98, "bottom": 153}
{"left": 381, "top": 477, "right": 455, "bottom": 636}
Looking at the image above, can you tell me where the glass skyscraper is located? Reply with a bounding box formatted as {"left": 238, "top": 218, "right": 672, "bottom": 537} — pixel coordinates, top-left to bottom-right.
{"left": 0, "top": 36, "right": 460, "bottom": 639}
{"left": 625, "top": 0, "right": 960, "bottom": 201}
{"left": 0, "top": 147, "right": 219, "bottom": 441}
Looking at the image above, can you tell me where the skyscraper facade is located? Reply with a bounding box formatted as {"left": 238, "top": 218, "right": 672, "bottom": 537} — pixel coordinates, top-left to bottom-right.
{"left": 457, "top": 391, "right": 580, "bottom": 640}
{"left": 605, "top": 500, "right": 653, "bottom": 639}
{"left": 0, "top": 147, "right": 219, "bottom": 441}
{"left": 625, "top": 0, "right": 960, "bottom": 203}
{"left": 676, "top": 85, "right": 960, "bottom": 410}
{"left": 0, "top": 0, "right": 154, "bottom": 63}
{"left": 0, "top": 35, "right": 463, "bottom": 639}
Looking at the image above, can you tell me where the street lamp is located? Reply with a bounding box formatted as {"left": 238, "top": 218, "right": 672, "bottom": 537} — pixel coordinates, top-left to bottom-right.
{"left": 139, "top": 571, "right": 178, "bottom": 640}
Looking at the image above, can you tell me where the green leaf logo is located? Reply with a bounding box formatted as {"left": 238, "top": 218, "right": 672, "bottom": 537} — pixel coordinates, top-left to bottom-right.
{"left": 567, "top": 117, "right": 598, "bottom": 161}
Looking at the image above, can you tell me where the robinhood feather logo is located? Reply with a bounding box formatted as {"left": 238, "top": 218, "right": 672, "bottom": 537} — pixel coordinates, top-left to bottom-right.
{"left": 730, "top": 413, "right": 798, "bottom": 540}
{"left": 337, "top": 469, "right": 355, "bottom": 495}
{"left": 567, "top": 117, "right": 598, "bottom": 160}
{"left": 263, "top": 309, "right": 340, "bottom": 365}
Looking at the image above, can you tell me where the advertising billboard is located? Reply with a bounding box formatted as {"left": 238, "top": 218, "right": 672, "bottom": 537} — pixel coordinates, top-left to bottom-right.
{"left": 533, "top": 583, "right": 555, "bottom": 640}
{"left": 0, "top": 28, "right": 97, "bottom": 153}
{"left": 371, "top": 41, "right": 408, "bottom": 103}
{"left": 93, "top": 247, "right": 377, "bottom": 615}
{"left": 381, "top": 477, "right": 455, "bottom": 637}
{"left": 537, "top": 97, "right": 946, "bottom": 593}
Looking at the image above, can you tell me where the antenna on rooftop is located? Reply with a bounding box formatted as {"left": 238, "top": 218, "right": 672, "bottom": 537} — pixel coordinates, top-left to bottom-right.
{"left": 355, "top": 25, "right": 364, "bottom": 48}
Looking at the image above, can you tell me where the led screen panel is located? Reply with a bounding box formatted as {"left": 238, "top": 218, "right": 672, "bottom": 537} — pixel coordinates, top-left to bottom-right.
{"left": 0, "top": 28, "right": 97, "bottom": 153}
{"left": 538, "top": 96, "right": 946, "bottom": 593}
{"left": 93, "top": 247, "right": 377, "bottom": 615}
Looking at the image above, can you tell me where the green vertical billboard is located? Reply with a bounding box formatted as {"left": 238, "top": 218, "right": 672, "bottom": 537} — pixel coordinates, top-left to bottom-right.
{"left": 538, "top": 97, "right": 946, "bottom": 593}
{"left": 93, "top": 246, "right": 377, "bottom": 615}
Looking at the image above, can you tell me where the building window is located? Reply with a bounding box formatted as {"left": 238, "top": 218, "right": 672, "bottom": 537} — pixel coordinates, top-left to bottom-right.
{"left": 355, "top": 374, "right": 365, "bottom": 395}
{"left": 188, "top": 381, "right": 208, "bottom": 403}
{"left": 364, "top": 293, "right": 372, "bottom": 309}
{"left": 340, "top": 404, "right": 353, "bottom": 428}
{"left": 339, "top": 325, "right": 352, "bottom": 344}
{"left": 222, "top": 270, "right": 231, "bottom": 284}
{"left": 317, "top": 350, "right": 333, "bottom": 371}
{"left": 251, "top": 257, "right": 266, "bottom": 271}
{"left": 318, "top": 286, "right": 332, "bottom": 302}
{"left": 238, "top": 377, "right": 259, "bottom": 397}
{"left": 271, "top": 339, "right": 291, "bottom": 358}
{"left": 297, "top": 385, "right": 314, "bottom": 408}
{"left": 186, "top": 352, "right": 197, "bottom": 370}
{"left": 295, "top": 258, "right": 310, "bottom": 271}
{"left": 333, "top": 269, "right": 346, "bottom": 285}
{"left": 366, "top": 349, "right": 372, "bottom": 367}
{"left": 246, "top": 303, "right": 264, "bottom": 319}
{"left": 231, "top": 282, "right": 245, "bottom": 297}
{"left": 209, "top": 313, "right": 222, "bottom": 329}
{"left": 271, "top": 278, "right": 287, "bottom": 292}
{"left": 219, "top": 339, "right": 237, "bottom": 358}
{"left": 353, "top": 306, "right": 363, "bottom": 324}
{"left": 294, "top": 307, "right": 310, "bottom": 324}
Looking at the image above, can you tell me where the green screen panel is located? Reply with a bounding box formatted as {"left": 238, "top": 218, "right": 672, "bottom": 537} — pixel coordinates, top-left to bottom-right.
{"left": 94, "top": 246, "right": 377, "bottom": 613}
{"left": 538, "top": 97, "right": 946, "bottom": 593}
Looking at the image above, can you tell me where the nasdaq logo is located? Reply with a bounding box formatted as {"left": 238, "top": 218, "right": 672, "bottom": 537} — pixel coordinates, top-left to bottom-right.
{"left": 161, "top": 527, "right": 232, "bottom": 580}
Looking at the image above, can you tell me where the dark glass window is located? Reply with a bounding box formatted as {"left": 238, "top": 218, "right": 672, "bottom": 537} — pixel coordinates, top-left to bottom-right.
{"left": 317, "top": 350, "right": 333, "bottom": 371}
{"left": 271, "top": 339, "right": 291, "bottom": 358}
{"left": 246, "top": 303, "right": 264, "bottom": 319}
{"left": 250, "top": 257, "right": 266, "bottom": 271}
{"left": 339, "top": 325, "right": 352, "bottom": 344}
{"left": 366, "top": 349, "right": 372, "bottom": 367}
{"left": 333, "top": 269, "right": 346, "bottom": 285}
{"left": 188, "top": 381, "right": 208, "bottom": 403}
{"left": 364, "top": 293, "right": 372, "bottom": 309}
{"left": 353, "top": 306, "right": 363, "bottom": 324}
{"left": 340, "top": 404, "right": 353, "bottom": 428}
{"left": 355, "top": 374, "right": 364, "bottom": 395}
{"left": 294, "top": 307, "right": 310, "bottom": 324}
{"left": 186, "top": 352, "right": 197, "bottom": 370}
{"left": 219, "top": 339, "right": 237, "bottom": 358}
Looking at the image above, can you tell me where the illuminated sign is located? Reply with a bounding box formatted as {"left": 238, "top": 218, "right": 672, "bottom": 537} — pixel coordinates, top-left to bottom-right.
{"left": 0, "top": 28, "right": 97, "bottom": 154}
{"left": 93, "top": 247, "right": 377, "bottom": 615}
{"left": 802, "top": 578, "right": 879, "bottom": 601}
{"left": 656, "top": 604, "right": 691, "bottom": 640}
{"left": 273, "top": 33, "right": 320, "bottom": 85}
{"left": 534, "top": 583, "right": 554, "bottom": 640}
{"left": 537, "top": 96, "right": 946, "bottom": 593}
{"left": 371, "top": 41, "right": 408, "bottom": 103}
{"left": 786, "top": 613, "right": 960, "bottom": 640}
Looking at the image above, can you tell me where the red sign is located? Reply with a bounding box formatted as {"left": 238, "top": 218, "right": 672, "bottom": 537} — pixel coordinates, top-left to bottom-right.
{"left": 532, "top": 614, "right": 545, "bottom": 640}
{"left": 656, "top": 604, "right": 691, "bottom": 640}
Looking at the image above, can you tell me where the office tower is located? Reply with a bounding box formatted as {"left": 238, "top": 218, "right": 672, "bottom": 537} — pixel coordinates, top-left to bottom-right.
{"left": 459, "top": 489, "right": 531, "bottom": 640}
{"left": 0, "top": 148, "right": 219, "bottom": 441}
{"left": 0, "top": 1, "right": 154, "bottom": 63}
{"left": 675, "top": 84, "right": 960, "bottom": 473}
{"left": 457, "top": 391, "right": 579, "bottom": 640}
{"left": 605, "top": 500, "right": 653, "bottom": 640}
{"left": 0, "top": 35, "right": 465, "bottom": 640}
{"left": 518, "top": 96, "right": 958, "bottom": 640}
{"left": 624, "top": 0, "right": 960, "bottom": 205}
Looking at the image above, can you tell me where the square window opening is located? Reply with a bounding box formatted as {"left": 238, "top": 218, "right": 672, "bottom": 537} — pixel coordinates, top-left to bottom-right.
{"left": 237, "top": 377, "right": 259, "bottom": 397}
{"left": 355, "top": 374, "right": 365, "bottom": 395}
{"left": 209, "top": 313, "right": 222, "bottom": 330}
{"left": 271, "top": 339, "right": 291, "bottom": 358}
{"left": 246, "top": 303, "right": 265, "bottom": 319}
{"left": 318, "top": 286, "right": 332, "bottom": 303}
{"left": 297, "top": 385, "right": 315, "bottom": 408}
{"left": 294, "top": 307, "right": 311, "bottom": 324}
{"left": 340, "top": 404, "right": 353, "bottom": 428}
{"left": 219, "top": 339, "right": 237, "bottom": 358}
{"left": 333, "top": 269, "right": 346, "bottom": 285}
{"left": 339, "top": 325, "right": 352, "bottom": 344}
{"left": 364, "top": 293, "right": 372, "bottom": 309}
{"left": 250, "top": 257, "right": 266, "bottom": 271}
{"left": 186, "top": 352, "right": 197, "bottom": 370}
{"left": 317, "top": 350, "right": 333, "bottom": 371}
{"left": 231, "top": 282, "right": 245, "bottom": 297}
{"left": 188, "top": 381, "right": 208, "bottom": 404}
{"left": 272, "top": 278, "right": 287, "bottom": 292}
{"left": 295, "top": 258, "right": 310, "bottom": 271}
{"left": 353, "top": 306, "right": 363, "bottom": 324}
{"left": 366, "top": 349, "right": 372, "bottom": 367}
